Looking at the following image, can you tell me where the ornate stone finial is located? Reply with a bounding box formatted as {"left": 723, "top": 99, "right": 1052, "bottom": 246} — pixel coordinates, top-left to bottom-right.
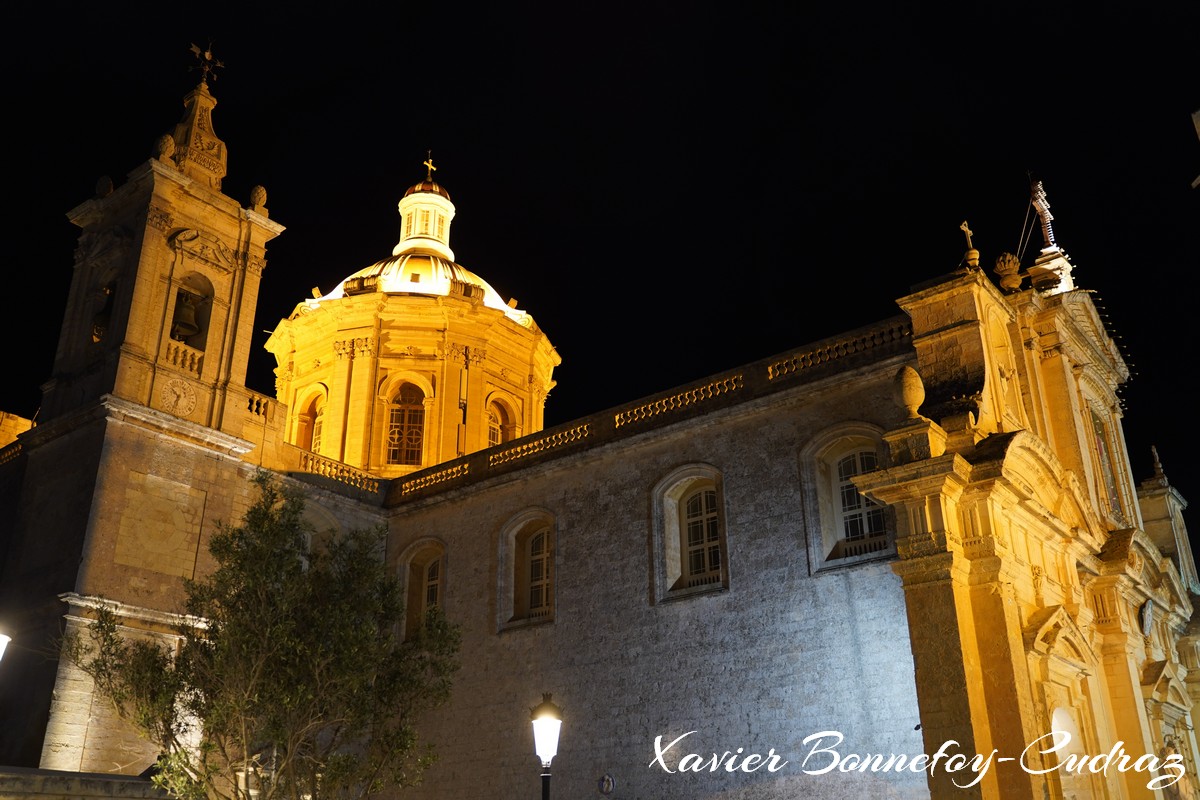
{"left": 893, "top": 366, "right": 926, "bottom": 419}
{"left": 994, "top": 251, "right": 1023, "bottom": 292}
{"left": 960, "top": 221, "right": 979, "bottom": 269}
{"left": 424, "top": 150, "right": 437, "bottom": 181}
{"left": 1031, "top": 181, "right": 1057, "bottom": 249}
{"left": 189, "top": 42, "right": 224, "bottom": 84}
{"left": 249, "top": 185, "right": 267, "bottom": 208}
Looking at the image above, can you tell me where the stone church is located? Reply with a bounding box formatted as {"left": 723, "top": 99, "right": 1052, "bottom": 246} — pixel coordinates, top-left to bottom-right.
{"left": 1, "top": 65, "right": 1197, "bottom": 800}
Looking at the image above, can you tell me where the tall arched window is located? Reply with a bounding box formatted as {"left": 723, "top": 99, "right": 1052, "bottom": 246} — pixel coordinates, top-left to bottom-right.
{"left": 651, "top": 464, "right": 728, "bottom": 602}
{"left": 387, "top": 384, "right": 425, "bottom": 466}
{"left": 311, "top": 405, "right": 325, "bottom": 453}
{"left": 835, "top": 450, "right": 886, "bottom": 547}
{"left": 682, "top": 485, "right": 722, "bottom": 588}
{"left": 169, "top": 273, "right": 214, "bottom": 353}
{"left": 488, "top": 409, "right": 502, "bottom": 448}
{"left": 499, "top": 510, "right": 557, "bottom": 629}
{"left": 526, "top": 530, "right": 552, "bottom": 618}
{"left": 296, "top": 392, "right": 327, "bottom": 453}
{"left": 800, "top": 423, "right": 894, "bottom": 572}
{"left": 487, "top": 401, "right": 515, "bottom": 448}
{"left": 404, "top": 541, "right": 446, "bottom": 638}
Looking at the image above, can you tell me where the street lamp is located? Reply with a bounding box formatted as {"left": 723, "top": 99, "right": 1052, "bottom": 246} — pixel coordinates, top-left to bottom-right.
{"left": 531, "top": 693, "right": 562, "bottom": 800}
{"left": 0, "top": 633, "right": 9, "bottom": 663}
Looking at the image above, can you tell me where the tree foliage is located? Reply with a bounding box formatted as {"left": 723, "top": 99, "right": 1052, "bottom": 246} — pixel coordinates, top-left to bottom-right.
{"left": 65, "top": 472, "right": 461, "bottom": 800}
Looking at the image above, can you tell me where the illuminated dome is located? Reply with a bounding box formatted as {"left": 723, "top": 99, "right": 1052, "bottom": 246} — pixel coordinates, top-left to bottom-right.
{"left": 265, "top": 158, "right": 561, "bottom": 476}
{"left": 312, "top": 252, "right": 533, "bottom": 328}
{"left": 300, "top": 160, "right": 532, "bottom": 328}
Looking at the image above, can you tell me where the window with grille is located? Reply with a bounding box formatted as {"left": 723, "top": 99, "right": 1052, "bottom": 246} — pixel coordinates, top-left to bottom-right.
{"left": 311, "top": 406, "right": 324, "bottom": 454}
{"left": 836, "top": 451, "right": 886, "bottom": 542}
{"left": 527, "top": 531, "right": 552, "bottom": 618}
{"left": 386, "top": 385, "right": 425, "bottom": 465}
{"left": 651, "top": 466, "right": 728, "bottom": 602}
{"left": 501, "top": 514, "right": 556, "bottom": 628}
{"left": 801, "top": 425, "right": 895, "bottom": 571}
{"left": 404, "top": 542, "right": 446, "bottom": 639}
{"left": 683, "top": 488, "right": 722, "bottom": 587}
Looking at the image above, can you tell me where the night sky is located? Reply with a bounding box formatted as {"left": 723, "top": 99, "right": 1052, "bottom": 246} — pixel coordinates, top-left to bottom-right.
{"left": 5, "top": 6, "right": 1198, "bottom": 523}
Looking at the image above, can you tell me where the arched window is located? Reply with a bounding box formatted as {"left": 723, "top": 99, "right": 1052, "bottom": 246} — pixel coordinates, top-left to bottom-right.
{"left": 488, "top": 409, "right": 502, "bottom": 448}
{"left": 1088, "top": 406, "right": 1126, "bottom": 524}
{"left": 651, "top": 464, "right": 728, "bottom": 602}
{"left": 403, "top": 541, "right": 446, "bottom": 638}
{"left": 311, "top": 405, "right": 325, "bottom": 454}
{"left": 525, "top": 530, "right": 552, "bottom": 618}
{"left": 169, "top": 274, "right": 214, "bottom": 353}
{"left": 386, "top": 384, "right": 425, "bottom": 466}
{"left": 498, "top": 510, "right": 556, "bottom": 629}
{"left": 487, "top": 400, "right": 516, "bottom": 448}
{"left": 296, "top": 392, "right": 327, "bottom": 453}
{"left": 682, "top": 485, "right": 722, "bottom": 588}
{"left": 834, "top": 450, "right": 887, "bottom": 550}
{"left": 91, "top": 281, "right": 117, "bottom": 344}
{"left": 801, "top": 424, "right": 894, "bottom": 572}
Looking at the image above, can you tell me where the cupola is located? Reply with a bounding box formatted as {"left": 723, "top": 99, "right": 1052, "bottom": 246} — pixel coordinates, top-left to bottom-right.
{"left": 394, "top": 154, "right": 455, "bottom": 261}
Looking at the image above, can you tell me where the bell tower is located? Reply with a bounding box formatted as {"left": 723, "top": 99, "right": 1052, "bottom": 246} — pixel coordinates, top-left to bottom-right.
{"left": 0, "top": 51, "right": 285, "bottom": 769}
{"left": 40, "top": 52, "right": 283, "bottom": 430}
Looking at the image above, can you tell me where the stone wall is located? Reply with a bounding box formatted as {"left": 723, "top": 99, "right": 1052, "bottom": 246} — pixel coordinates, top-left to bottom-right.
{"left": 357, "top": 355, "right": 930, "bottom": 800}
{"left": 0, "top": 768, "right": 164, "bottom": 799}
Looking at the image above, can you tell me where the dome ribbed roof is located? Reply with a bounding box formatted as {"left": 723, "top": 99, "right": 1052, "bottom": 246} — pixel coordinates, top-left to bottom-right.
{"left": 311, "top": 253, "right": 532, "bottom": 328}
{"left": 403, "top": 180, "right": 451, "bottom": 201}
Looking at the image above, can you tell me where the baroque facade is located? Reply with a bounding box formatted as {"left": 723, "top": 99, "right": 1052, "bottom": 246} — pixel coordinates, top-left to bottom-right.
{"left": 1, "top": 71, "right": 1197, "bottom": 800}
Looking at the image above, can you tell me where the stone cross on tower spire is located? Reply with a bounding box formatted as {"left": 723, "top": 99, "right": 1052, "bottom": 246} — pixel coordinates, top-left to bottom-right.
{"left": 960, "top": 221, "right": 980, "bottom": 269}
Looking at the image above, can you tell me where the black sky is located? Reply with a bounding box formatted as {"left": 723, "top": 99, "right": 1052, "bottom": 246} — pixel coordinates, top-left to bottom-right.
{"left": 5, "top": 5, "right": 1199, "bottom": 513}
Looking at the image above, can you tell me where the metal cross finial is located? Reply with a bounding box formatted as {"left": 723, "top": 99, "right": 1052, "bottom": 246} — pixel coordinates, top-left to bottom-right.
{"left": 188, "top": 42, "right": 224, "bottom": 83}
{"left": 960, "top": 221, "right": 974, "bottom": 250}
{"left": 424, "top": 151, "right": 437, "bottom": 181}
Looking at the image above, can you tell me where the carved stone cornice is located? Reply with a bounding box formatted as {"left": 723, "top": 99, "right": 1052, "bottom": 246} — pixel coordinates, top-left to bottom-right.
{"left": 170, "top": 228, "right": 236, "bottom": 273}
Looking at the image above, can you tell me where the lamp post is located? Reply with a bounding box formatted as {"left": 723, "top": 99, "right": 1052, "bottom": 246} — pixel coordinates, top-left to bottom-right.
{"left": 530, "top": 693, "right": 562, "bottom": 800}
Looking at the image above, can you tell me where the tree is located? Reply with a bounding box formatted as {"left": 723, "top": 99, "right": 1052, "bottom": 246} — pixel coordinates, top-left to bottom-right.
{"left": 65, "top": 472, "right": 461, "bottom": 800}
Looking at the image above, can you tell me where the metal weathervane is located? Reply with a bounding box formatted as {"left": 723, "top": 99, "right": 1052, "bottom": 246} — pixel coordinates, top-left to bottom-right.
{"left": 189, "top": 42, "right": 225, "bottom": 83}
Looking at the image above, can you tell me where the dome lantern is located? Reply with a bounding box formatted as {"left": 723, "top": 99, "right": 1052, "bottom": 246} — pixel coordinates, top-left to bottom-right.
{"left": 394, "top": 153, "right": 455, "bottom": 261}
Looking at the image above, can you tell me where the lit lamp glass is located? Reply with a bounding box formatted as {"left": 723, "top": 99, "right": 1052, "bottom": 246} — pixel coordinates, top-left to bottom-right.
{"left": 531, "top": 693, "right": 562, "bottom": 768}
{"left": 0, "top": 633, "right": 10, "bottom": 663}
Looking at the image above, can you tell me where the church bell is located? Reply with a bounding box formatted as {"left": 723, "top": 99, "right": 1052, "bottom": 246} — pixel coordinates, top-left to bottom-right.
{"left": 171, "top": 291, "right": 202, "bottom": 340}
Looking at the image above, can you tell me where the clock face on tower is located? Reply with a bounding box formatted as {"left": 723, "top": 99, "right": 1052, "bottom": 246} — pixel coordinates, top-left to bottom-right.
{"left": 161, "top": 377, "right": 197, "bottom": 417}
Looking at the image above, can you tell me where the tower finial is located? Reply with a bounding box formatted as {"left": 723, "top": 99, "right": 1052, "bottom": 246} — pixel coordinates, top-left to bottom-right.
{"left": 960, "top": 221, "right": 979, "bottom": 269}
{"left": 188, "top": 42, "right": 224, "bottom": 84}
{"left": 424, "top": 150, "right": 437, "bottom": 181}
{"left": 1031, "top": 180, "right": 1057, "bottom": 249}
